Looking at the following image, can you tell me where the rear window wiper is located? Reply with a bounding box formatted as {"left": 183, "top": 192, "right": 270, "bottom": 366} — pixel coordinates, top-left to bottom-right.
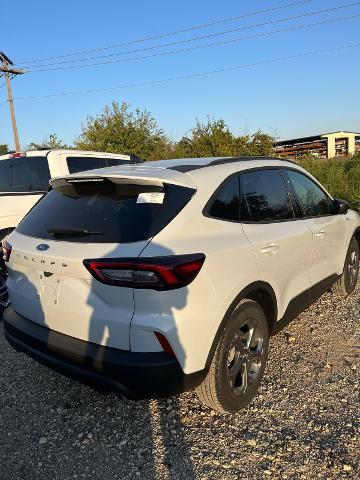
{"left": 47, "top": 227, "right": 104, "bottom": 236}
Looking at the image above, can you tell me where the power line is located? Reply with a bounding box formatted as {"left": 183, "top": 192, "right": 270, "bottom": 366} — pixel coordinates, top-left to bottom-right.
{"left": 25, "top": 13, "right": 360, "bottom": 73}
{"left": 13, "top": 43, "right": 360, "bottom": 101}
{"left": 24, "top": 2, "right": 360, "bottom": 69}
{"left": 16, "top": 0, "right": 316, "bottom": 65}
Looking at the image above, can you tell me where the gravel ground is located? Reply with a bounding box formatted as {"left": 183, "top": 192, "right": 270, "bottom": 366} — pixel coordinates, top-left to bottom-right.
{"left": 0, "top": 287, "right": 359, "bottom": 480}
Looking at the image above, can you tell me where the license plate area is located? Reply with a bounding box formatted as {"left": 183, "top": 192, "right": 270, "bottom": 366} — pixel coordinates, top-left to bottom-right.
{"left": 39, "top": 273, "right": 62, "bottom": 306}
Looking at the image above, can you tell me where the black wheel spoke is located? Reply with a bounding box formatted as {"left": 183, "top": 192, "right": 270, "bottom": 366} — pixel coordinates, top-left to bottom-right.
{"left": 227, "top": 316, "right": 266, "bottom": 396}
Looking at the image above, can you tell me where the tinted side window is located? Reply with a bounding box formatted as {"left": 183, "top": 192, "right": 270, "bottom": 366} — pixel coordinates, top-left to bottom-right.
{"left": 208, "top": 176, "right": 240, "bottom": 221}
{"left": 240, "top": 169, "right": 294, "bottom": 222}
{"left": 67, "top": 157, "right": 129, "bottom": 174}
{"left": 0, "top": 161, "right": 11, "bottom": 192}
{"left": 0, "top": 157, "right": 50, "bottom": 193}
{"left": 285, "top": 170, "right": 332, "bottom": 217}
{"left": 10, "top": 157, "right": 50, "bottom": 192}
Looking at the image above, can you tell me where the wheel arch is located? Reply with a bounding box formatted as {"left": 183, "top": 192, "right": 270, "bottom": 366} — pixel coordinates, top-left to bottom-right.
{"left": 204, "top": 281, "right": 278, "bottom": 370}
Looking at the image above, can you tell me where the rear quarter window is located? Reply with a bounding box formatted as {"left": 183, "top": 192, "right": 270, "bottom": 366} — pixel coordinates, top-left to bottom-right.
{"left": 208, "top": 176, "right": 240, "bottom": 221}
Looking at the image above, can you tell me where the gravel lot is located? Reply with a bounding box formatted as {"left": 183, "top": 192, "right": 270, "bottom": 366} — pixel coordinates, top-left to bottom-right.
{"left": 0, "top": 287, "right": 359, "bottom": 480}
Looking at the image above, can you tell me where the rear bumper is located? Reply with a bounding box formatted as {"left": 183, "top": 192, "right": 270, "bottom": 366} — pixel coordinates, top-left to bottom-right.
{"left": 3, "top": 307, "right": 206, "bottom": 399}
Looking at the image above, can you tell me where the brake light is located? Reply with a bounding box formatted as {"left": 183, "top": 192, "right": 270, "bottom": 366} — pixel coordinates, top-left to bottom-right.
{"left": 2, "top": 241, "right": 12, "bottom": 263}
{"left": 9, "top": 152, "right": 26, "bottom": 158}
{"left": 154, "top": 332, "right": 176, "bottom": 356}
{"left": 83, "top": 254, "right": 206, "bottom": 290}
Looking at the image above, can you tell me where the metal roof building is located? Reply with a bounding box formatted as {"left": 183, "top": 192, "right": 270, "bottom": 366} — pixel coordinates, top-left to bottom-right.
{"left": 274, "top": 131, "right": 360, "bottom": 159}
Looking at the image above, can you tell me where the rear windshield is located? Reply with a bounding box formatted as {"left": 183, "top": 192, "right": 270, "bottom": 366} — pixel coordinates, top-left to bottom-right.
{"left": 67, "top": 157, "right": 130, "bottom": 174}
{"left": 17, "top": 179, "right": 195, "bottom": 243}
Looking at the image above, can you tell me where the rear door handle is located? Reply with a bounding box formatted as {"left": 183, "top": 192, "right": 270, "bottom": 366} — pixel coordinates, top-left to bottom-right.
{"left": 315, "top": 230, "right": 326, "bottom": 239}
{"left": 261, "top": 243, "right": 280, "bottom": 255}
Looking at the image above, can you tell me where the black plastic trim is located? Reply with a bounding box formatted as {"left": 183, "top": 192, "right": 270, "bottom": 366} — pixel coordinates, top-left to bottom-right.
{"left": 272, "top": 274, "right": 339, "bottom": 334}
{"left": 0, "top": 191, "right": 47, "bottom": 196}
{"left": 205, "top": 274, "right": 340, "bottom": 368}
{"left": 204, "top": 281, "right": 277, "bottom": 369}
{"left": 168, "top": 156, "right": 297, "bottom": 173}
{"left": 3, "top": 308, "right": 206, "bottom": 399}
{"left": 208, "top": 156, "right": 298, "bottom": 167}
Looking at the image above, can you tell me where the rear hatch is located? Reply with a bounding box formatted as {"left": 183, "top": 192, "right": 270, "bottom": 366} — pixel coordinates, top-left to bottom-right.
{"left": 6, "top": 169, "right": 195, "bottom": 351}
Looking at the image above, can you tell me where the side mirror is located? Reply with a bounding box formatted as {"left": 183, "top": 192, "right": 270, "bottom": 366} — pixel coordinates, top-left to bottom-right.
{"left": 333, "top": 199, "right": 349, "bottom": 215}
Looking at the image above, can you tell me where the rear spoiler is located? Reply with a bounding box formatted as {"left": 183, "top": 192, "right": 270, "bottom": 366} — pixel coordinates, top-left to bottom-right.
{"left": 50, "top": 166, "right": 197, "bottom": 189}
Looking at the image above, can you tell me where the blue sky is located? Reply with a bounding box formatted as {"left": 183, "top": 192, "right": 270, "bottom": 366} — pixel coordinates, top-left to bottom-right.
{"left": 1, "top": 0, "right": 359, "bottom": 150}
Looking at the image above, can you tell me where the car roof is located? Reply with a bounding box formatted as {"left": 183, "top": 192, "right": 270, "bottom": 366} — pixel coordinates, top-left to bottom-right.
{"left": 54, "top": 156, "right": 300, "bottom": 190}
{"left": 146, "top": 156, "right": 297, "bottom": 172}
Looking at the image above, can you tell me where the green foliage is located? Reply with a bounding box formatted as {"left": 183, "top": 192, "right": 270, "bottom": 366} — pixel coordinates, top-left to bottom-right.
{"left": 0, "top": 144, "right": 9, "bottom": 155}
{"left": 298, "top": 153, "right": 360, "bottom": 211}
{"left": 173, "top": 117, "right": 274, "bottom": 158}
{"left": 75, "top": 102, "right": 171, "bottom": 160}
{"left": 28, "top": 133, "right": 70, "bottom": 150}
{"left": 75, "top": 104, "right": 274, "bottom": 160}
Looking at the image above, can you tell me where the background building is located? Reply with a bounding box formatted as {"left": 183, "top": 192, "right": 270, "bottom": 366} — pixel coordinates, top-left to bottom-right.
{"left": 274, "top": 131, "right": 360, "bottom": 159}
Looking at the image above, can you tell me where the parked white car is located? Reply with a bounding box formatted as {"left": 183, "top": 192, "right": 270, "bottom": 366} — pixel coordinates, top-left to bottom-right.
{"left": 3, "top": 157, "right": 360, "bottom": 412}
{"left": 0, "top": 149, "right": 134, "bottom": 244}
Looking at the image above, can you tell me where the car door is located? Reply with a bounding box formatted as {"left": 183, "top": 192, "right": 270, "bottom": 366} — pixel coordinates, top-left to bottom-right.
{"left": 239, "top": 168, "right": 313, "bottom": 319}
{"left": 283, "top": 169, "right": 348, "bottom": 288}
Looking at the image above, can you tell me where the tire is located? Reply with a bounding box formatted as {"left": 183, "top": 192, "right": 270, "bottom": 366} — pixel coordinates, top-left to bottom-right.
{"left": 332, "top": 237, "right": 359, "bottom": 296}
{"left": 196, "top": 299, "right": 269, "bottom": 413}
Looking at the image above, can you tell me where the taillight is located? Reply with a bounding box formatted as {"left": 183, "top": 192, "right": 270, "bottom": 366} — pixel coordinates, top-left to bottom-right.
{"left": 154, "top": 332, "right": 176, "bottom": 356}
{"left": 2, "top": 241, "right": 12, "bottom": 263}
{"left": 83, "top": 254, "right": 206, "bottom": 290}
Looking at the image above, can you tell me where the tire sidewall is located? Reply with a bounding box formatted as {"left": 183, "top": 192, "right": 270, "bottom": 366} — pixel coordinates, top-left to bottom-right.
{"left": 215, "top": 300, "right": 269, "bottom": 412}
{"left": 344, "top": 238, "right": 360, "bottom": 294}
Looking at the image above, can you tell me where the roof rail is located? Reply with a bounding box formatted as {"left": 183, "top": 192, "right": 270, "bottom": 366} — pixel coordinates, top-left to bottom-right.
{"left": 208, "top": 156, "right": 298, "bottom": 166}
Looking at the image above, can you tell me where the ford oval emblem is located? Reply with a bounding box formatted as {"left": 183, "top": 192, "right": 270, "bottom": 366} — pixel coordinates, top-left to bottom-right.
{"left": 36, "top": 244, "right": 50, "bottom": 252}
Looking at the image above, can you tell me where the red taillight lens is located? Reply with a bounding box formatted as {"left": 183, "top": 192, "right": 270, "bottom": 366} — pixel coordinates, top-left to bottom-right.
{"left": 2, "top": 241, "right": 12, "bottom": 263}
{"left": 154, "top": 332, "right": 176, "bottom": 356}
{"left": 83, "top": 254, "right": 206, "bottom": 290}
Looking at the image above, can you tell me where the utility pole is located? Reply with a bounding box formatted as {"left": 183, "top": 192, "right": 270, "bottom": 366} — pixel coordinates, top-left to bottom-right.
{"left": 0, "top": 52, "right": 25, "bottom": 152}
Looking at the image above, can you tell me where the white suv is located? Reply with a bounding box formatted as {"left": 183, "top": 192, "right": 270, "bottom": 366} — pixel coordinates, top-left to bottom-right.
{"left": 3, "top": 157, "right": 360, "bottom": 412}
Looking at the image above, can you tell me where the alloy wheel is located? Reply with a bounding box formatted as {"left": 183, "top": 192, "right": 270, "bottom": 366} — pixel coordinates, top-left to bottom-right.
{"left": 348, "top": 249, "right": 359, "bottom": 288}
{"left": 227, "top": 317, "right": 265, "bottom": 396}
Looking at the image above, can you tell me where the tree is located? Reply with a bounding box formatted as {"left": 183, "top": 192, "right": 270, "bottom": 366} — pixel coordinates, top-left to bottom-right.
{"left": 173, "top": 117, "right": 274, "bottom": 158}
{"left": 0, "top": 144, "right": 9, "bottom": 155}
{"left": 28, "top": 133, "right": 69, "bottom": 150}
{"left": 174, "top": 118, "right": 236, "bottom": 158}
{"left": 75, "top": 101, "right": 172, "bottom": 160}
